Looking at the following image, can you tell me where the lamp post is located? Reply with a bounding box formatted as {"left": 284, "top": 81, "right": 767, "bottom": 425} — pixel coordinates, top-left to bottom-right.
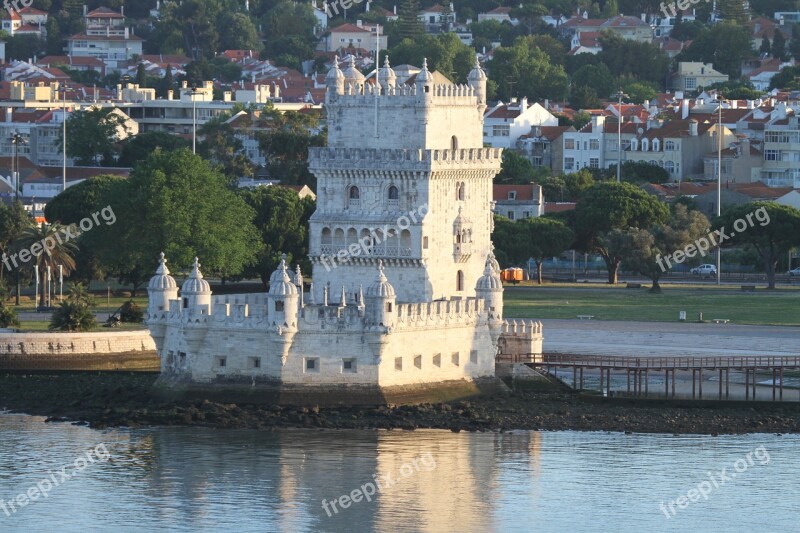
{"left": 62, "top": 87, "right": 67, "bottom": 193}
{"left": 614, "top": 89, "right": 629, "bottom": 182}
{"left": 188, "top": 85, "right": 202, "bottom": 154}
{"left": 10, "top": 131, "right": 25, "bottom": 202}
{"left": 716, "top": 94, "right": 725, "bottom": 286}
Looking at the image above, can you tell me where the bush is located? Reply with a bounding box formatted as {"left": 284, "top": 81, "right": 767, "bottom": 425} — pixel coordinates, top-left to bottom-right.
{"left": 119, "top": 300, "right": 144, "bottom": 323}
{"left": 49, "top": 302, "right": 97, "bottom": 332}
{"left": 0, "top": 302, "right": 19, "bottom": 328}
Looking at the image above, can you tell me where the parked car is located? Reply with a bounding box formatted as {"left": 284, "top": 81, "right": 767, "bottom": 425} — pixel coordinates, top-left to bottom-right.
{"left": 789, "top": 267, "right": 800, "bottom": 277}
{"left": 690, "top": 264, "right": 717, "bottom": 277}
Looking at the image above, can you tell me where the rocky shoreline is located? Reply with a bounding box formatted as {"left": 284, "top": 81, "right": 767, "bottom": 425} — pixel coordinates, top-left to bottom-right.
{"left": 1, "top": 372, "right": 799, "bottom": 435}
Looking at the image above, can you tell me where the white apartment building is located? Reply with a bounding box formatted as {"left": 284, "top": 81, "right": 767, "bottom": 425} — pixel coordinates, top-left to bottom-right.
{"left": 761, "top": 115, "right": 800, "bottom": 188}
{"left": 483, "top": 98, "right": 558, "bottom": 149}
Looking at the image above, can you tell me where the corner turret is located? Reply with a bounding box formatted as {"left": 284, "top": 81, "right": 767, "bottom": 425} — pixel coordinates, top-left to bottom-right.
{"left": 181, "top": 257, "right": 212, "bottom": 312}
{"left": 147, "top": 252, "right": 178, "bottom": 351}
{"left": 467, "top": 54, "right": 487, "bottom": 106}
{"left": 365, "top": 260, "right": 396, "bottom": 328}
{"left": 268, "top": 255, "right": 299, "bottom": 328}
{"left": 326, "top": 57, "right": 345, "bottom": 99}
{"left": 476, "top": 253, "right": 504, "bottom": 343}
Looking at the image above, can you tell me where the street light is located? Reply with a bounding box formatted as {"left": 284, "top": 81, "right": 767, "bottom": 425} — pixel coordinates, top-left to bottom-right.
{"left": 188, "top": 84, "right": 203, "bottom": 154}
{"left": 61, "top": 87, "right": 67, "bottom": 193}
{"left": 716, "top": 94, "right": 726, "bottom": 286}
{"left": 614, "top": 89, "right": 629, "bottom": 183}
{"left": 10, "top": 131, "right": 25, "bottom": 202}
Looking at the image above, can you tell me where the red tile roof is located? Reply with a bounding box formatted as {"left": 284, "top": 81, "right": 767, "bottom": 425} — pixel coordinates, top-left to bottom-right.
{"left": 86, "top": 7, "right": 124, "bottom": 18}
{"left": 493, "top": 184, "right": 540, "bottom": 202}
{"left": 330, "top": 23, "right": 371, "bottom": 33}
{"left": 544, "top": 202, "right": 577, "bottom": 213}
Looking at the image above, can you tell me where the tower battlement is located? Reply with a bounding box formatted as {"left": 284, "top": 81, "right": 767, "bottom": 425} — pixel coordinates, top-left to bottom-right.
{"left": 308, "top": 147, "right": 503, "bottom": 172}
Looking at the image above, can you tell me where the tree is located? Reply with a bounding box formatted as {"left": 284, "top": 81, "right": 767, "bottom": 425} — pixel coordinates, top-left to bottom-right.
{"left": 712, "top": 202, "right": 800, "bottom": 289}
{"left": 519, "top": 217, "right": 575, "bottom": 284}
{"left": 511, "top": 3, "right": 548, "bottom": 35}
{"left": 602, "top": 0, "right": 618, "bottom": 18}
{"left": 397, "top": 0, "right": 424, "bottom": 40}
{"left": 197, "top": 116, "right": 256, "bottom": 185}
{"left": 389, "top": 33, "right": 476, "bottom": 84}
{"left": 716, "top": 0, "right": 751, "bottom": 24}
{"left": 117, "top": 132, "right": 191, "bottom": 167}
{"left": 678, "top": 23, "right": 753, "bottom": 78}
{"left": 136, "top": 63, "right": 147, "bottom": 87}
{"left": 574, "top": 182, "right": 669, "bottom": 283}
{"left": 0, "top": 299, "right": 19, "bottom": 328}
{"left": 113, "top": 149, "right": 261, "bottom": 282}
{"left": 495, "top": 151, "right": 534, "bottom": 184}
{"left": 597, "top": 31, "right": 670, "bottom": 85}
{"left": 617, "top": 204, "right": 709, "bottom": 292}
{"left": 570, "top": 85, "right": 601, "bottom": 109}
{"left": 623, "top": 81, "right": 657, "bottom": 104}
{"left": 63, "top": 107, "right": 132, "bottom": 165}
{"left": 15, "top": 223, "right": 78, "bottom": 308}
{"left": 218, "top": 12, "right": 262, "bottom": 53}
{"left": 488, "top": 37, "right": 569, "bottom": 101}
{"left": 157, "top": 65, "right": 175, "bottom": 99}
{"left": 257, "top": 105, "right": 325, "bottom": 188}
{"left": 49, "top": 283, "right": 97, "bottom": 332}
{"left": 491, "top": 216, "right": 530, "bottom": 267}
{"left": 240, "top": 186, "right": 315, "bottom": 288}
{"left": 0, "top": 202, "right": 33, "bottom": 285}
{"left": 571, "top": 63, "right": 615, "bottom": 100}
{"left": 790, "top": 24, "right": 800, "bottom": 60}
{"left": 6, "top": 35, "right": 45, "bottom": 62}
{"left": 768, "top": 65, "right": 800, "bottom": 90}
{"left": 760, "top": 36, "right": 772, "bottom": 56}
{"left": 614, "top": 161, "right": 670, "bottom": 184}
{"left": 771, "top": 29, "right": 787, "bottom": 60}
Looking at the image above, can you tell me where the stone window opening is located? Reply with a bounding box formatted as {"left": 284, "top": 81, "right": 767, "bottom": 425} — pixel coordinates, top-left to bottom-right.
{"left": 305, "top": 358, "right": 320, "bottom": 373}
{"left": 388, "top": 185, "right": 399, "bottom": 200}
{"left": 414, "top": 355, "right": 422, "bottom": 369}
{"left": 343, "top": 358, "right": 357, "bottom": 373}
{"left": 451, "top": 136, "right": 458, "bottom": 151}
{"left": 217, "top": 356, "right": 227, "bottom": 368}
{"left": 275, "top": 301, "right": 284, "bottom": 312}
{"left": 451, "top": 352, "right": 460, "bottom": 366}
{"left": 433, "top": 353, "right": 441, "bottom": 367}
{"left": 456, "top": 270, "right": 464, "bottom": 291}
{"left": 395, "top": 357, "right": 403, "bottom": 371}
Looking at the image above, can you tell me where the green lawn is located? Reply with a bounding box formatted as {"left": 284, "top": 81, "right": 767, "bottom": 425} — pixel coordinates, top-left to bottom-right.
{"left": 504, "top": 285, "right": 800, "bottom": 326}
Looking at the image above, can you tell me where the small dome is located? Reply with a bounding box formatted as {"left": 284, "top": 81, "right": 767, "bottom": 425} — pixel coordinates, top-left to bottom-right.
{"left": 476, "top": 254, "right": 502, "bottom": 291}
{"left": 148, "top": 252, "right": 177, "bottom": 291}
{"left": 326, "top": 57, "right": 344, "bottom": 82}
{"left": 269, "top": 255, "right": 298, "bottom": 296}
{"left": 378, "top": 56, "right": 396, "bottom": 86}
{"left": 343, "top": 56, "right": 365, "bottom": 83}
{"left": 366, "top": 260, "right": 396, "bottom": 298}
{"left": 416, "top": 58, "right": 433, "bottom": 83}
{"left": 181, "top": 257, "right": 211, "bottom": 294}
{"left": 468, "top": 54, "right": 486, "bottom": 81}
{"left": 453, "top": 206, "right": 472, "bottom": 229}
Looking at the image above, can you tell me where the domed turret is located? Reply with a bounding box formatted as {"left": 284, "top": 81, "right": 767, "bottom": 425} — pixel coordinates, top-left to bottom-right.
{"left": 476, "top": 254, "right": 504, "bottom": 327}
{"left": 365, "top": 260, "right": 396, "bottom": 327}
{"left": 377, "top": 56, "right": 396, "bottom": 94}
{"left": 326, "top": 57, "right": 345, "bottom": 97}
{"left": 268, "top": 255, "right": 299, "bottom": 327}
{"left": 467, "top": 54, "right": 487, "bottom": 105}
{"left": 343, "top": 56, "right": 365, "bottom": 94}
{"left": 180, "top": 257, "right": 211, "bottom": 310}
{"left": 147, "top": 252, "right": 179, "bottom": 351}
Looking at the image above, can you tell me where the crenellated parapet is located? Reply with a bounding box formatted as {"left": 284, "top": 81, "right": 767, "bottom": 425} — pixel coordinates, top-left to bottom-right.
{"left": 394, "top": 297, "right": 485, "bottom": 330}
{"left": 309, "top": 147, "right": 502, "bottom": 172}
{"left": 497, "top": 319, "right": 544, "bottom": 363}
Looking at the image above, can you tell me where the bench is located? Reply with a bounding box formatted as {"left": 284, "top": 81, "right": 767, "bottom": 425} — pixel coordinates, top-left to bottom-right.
{"left": 741, "top": 285, "right": 756, "bottom": 292}
{"left": 626, "top": 282, "right": 642, "bottom": 289}
{"left": 577, "top": 315, "right": 595, "bottom": 320}
{"left": 711, "top": 318, "right": 730, "bottom": 324}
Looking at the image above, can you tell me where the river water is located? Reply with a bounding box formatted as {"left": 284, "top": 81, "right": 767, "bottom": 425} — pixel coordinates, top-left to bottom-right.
{"left": 0, "top": 413, "right": 797, "bottom": 532}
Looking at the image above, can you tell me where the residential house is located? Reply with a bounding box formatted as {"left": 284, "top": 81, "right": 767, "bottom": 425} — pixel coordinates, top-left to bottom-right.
{"left": 600, "top": 15, "right": 653, "bottom": 42}
{"left": 517, "top": 125, "right": 574, "bottom": 175}
{"left": 493, "top": 184, "right": 544, "bottom": 220}
{"left": 483, "top": 98, "right": 558, "bottom": 149}
{"left": 761, "top": 114, "right": 800, "bottom": 188}
{"left": 478, "top": 7, "right": 515, "bottom": 24}
{"left": 702, "top": 138, "right": 763, "bottom": 183}
{"left": 694, "top": 182, "right": 793, "bottom": 217}
{"left": 66, "top": 6, "right": 144, "bottom": 68}
{"left": 671, "top": 62, "right": 728, "bottom": 92}
{"left": 775, "top": 189, "right": 800, "bottom": 209}
{"left": 418, "top": 4, "right": 456, "bottom": 33}
{"left": 327, "top": 22, "right": 387, "bottom": 52}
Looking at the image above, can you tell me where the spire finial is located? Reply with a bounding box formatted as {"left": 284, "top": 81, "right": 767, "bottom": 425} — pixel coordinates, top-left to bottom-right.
{"left": 156, "top": 252, "right": 170, "bottom": 275}
{"left": 422, "top": 58, "right": 428, "bottom": 70}
{"left": 377, "top": 259, "right": 384, "bottom": 273}
{"left": 474, "top": 53, "right": 480, "bottom": 68}
{"left": 383, "top": 55, "right": 390, "bottom": 68}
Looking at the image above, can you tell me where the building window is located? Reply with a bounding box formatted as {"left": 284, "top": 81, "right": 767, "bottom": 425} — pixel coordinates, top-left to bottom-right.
{"left": 589, "top": 139, "right": 600, "bottom": 150}
{"left": 414, "top": 355, "right": 422, "bottom": 369}
{"left": 456, "top": 270, "right": 464, "bottom": 291}
{"left": 589, "top": 158, "right": 599, "bottom": 169}
{"left": 248, "top": 357, "right": 261, "bottom": 369}
{"left": 564, "top": 157, "right": 575, "bottom": 170}
{"left": 275, "top": 301, "right": 284, "bottom": 312}
{"left": 349, "top": 186, "right": 360, "bottom": 199}
{"left": 179, "top": 352, "right": 186, "bottom": 365}
{"left": 664, "top": 161, "right": 675, "bottom": 173}
{"left": 565, "top": 138, "right": 575, "bottom": 150}
{"left": 522, "top": 211, "right": 530, "bottom": 218}
{"left": 217, "top": 356, "right": 227, "bottom": 368}
{"left": 685, "top": 77, "right": 697, "bottom": 90}
{"left": 470, "top": 350, "right": 478, "bottom": 364}
{"left": 388, "top": 185, "right": 398, "bottom": 200}
{"left": 492, "top": 125, "right": 510, "bottom": 137}
{"left": 764, "top": 150, "right": 780, "bottom": 161}
{"left": 451, "top": 136, "right": 458, "bottom": 150}
{"left": 342, "top": 358, "right": 356, "bottom": 373}
{"left": 423, "top": 236, "right": 428, "bottom": 249}
{"left": 395, "top": 357, "right": 403, "bottom": 371}
{"left": 305, "top": 358, "right": 320, "bottom": 373}
{"left": 457, "top": 182, "right": 465, "bottom": 201}
{"left": 508, "top": 191, "right": 516, "bottom": 200}
{"left": 451, "top": 352, "right": 460, "bottom": 366}
{"left": 386, "top": 302, "right": 392, "bottom": 312}
{"left": 664, "top": 140, "right": 676, "bottom": 151}
{"left": 433, "top": 353, "right": 441, "bottom": 367}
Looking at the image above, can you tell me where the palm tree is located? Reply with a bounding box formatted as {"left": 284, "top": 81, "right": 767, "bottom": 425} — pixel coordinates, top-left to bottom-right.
{"left": 15, "top": 223, "right": 78, "bottom": 308}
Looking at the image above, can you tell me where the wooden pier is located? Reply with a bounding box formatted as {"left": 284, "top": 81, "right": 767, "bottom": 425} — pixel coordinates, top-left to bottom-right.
{"left": 523, "top": 354, "right": 800, "bottom": 401}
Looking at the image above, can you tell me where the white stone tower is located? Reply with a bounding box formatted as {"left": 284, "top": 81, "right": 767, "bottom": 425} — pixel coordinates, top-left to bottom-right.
{"left": 309, "top": 55, "right": 502, "bottom": 303}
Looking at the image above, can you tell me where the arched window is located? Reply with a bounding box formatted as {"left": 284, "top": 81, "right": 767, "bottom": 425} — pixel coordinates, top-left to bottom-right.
{"left": 388, "top": 185, "right": 399, "bottom": 200}
{"left": 321, "top": 227, "right": 332, "bottom": 245}
{"left": 664, "top": 161, "right": 675, "bottom": 173}
{"left": 456, "top": 270, "right": 464, "bottom": 292}
{"left": 457, "top": 182, "right": 465, "bottom": 201}
{"left": 334, "top": 228, "right": 345, "bottom": 247}
{"left": 451, "top": 136, "right": 458, "bottom": 151}
{"left": 349, "top": 186, "right": 360, "bottom": 199}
